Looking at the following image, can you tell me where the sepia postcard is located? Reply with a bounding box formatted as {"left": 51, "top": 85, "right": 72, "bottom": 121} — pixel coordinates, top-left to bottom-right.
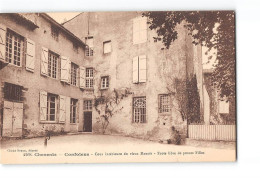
{"left": 0, "top": 11, "right": 236, "bottom": 164}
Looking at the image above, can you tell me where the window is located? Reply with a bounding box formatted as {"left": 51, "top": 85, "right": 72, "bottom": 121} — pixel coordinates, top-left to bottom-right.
{"left": 86, "top": 68, "right": 94, "bottom": 88}
{"left": 103, "top": 40, "right": 111, "bottom": 54}
{"left": 133, "top": 55, "right": 147, "bottom": 83}
{"left": 133, "top": 97, "right": 146, "bottom": 123}
{"left": 71, "top": 62, "right": 78, "bottom": 86}
{"left": 48, "top": 51, "right": 58, "bottom": 78}
{"left": 85, "top": 36, "right": 94, "bottom": 56}
{"left": 101, "top": 76, "right": 109, "bottom": 89}
{"left": 47, "top": 93, "right": 57, "bottom": 121}
{"left": 83, "top": 100, "right": 92, "bottom": 111}
{"left": 5, "top": 29, "right": 24, "bottom": 66}
{"left": 70, "top": 98, "right": 78, "bottom": 123}
{"left": 51, "top": 26, "right": 59, "bottom": 41}
{"left": 133, "top": 17, "right": 147, "bottom": 44}
{"left": 159, "top": 94, "right": 171, "bottom": 113}
{"left": 4, "top": 82, "right": 23, "bottom": 102}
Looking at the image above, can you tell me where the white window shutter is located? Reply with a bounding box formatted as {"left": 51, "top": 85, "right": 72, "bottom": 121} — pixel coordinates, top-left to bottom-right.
{"left": 139, "top": 17, "right": 148, "bottom": 43}
{"left": 61, "top": 56, "right": 69, "bottom": 83}
{"left": 41, "top": 47, "right": 48, "bottom": 76}
{"left": 133, "top": 18, "right": 139, "bottom": 44}
{"left": 219, "top": 100, "right": 229, "bottom": 114}
{"left": 79, "top": 66, "right": 86, "bottom": 88}
{"left": 0, "top": 24, "right": 6, "bottom": 62}
{"left": 68, "top": 58, "right": 71, "bottom": 84}
{"left": 39, "top": 91, "right": 47, "bottom": 122}
{"left": 139, "top": 55, "right": 147, "bottom": 83}
{"left": 59, "top": 95, "right": 66, "bottom": 123}
{"left": 133, "top": 56, "right": 139, "bottom": 83}
{"left": 25, "top": 38, "right": 35, "bottom": 72}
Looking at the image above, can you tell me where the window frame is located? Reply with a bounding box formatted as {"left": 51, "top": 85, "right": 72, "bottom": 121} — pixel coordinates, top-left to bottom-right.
{"left": 46, "top": 93, "right": 58, "bottom": 122}
{"left": 70, "top": 98, "right": 78, "bottom": 124}
{"left": 100, "top": 76, "right": 109, "bottom": 89}
{"left": 83, "top": 100, "right": 93, "bottom": 111}
{"left": 86, "top": 67, "right": 94, "bottom": 89}
{"left": 70, "top": 62, "right": 79, "bottom": 86}
{"left": 85, "top": 36, "right": 94, "bottom": 56}
{"left": 3, "top": 82, "right": 23, "bottom": 102}
{"left": 133, "top": 96, "right": 146, "bottom": 123}
{"left": 5, "top": 29, "right": 25, "bottom": 67}
{"left": 158, "top": 94, "right": 171, "bottom": 114}
{"left": 47, "top": 51, "right": 59, "bottom": 79}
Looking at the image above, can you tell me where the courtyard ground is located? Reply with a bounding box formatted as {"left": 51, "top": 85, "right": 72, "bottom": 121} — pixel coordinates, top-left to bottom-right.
{"left": 0, "top": 133, "right": 236, "bottom": 164}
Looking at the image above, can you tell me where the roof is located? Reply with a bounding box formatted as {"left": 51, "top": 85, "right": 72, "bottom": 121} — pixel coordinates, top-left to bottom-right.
{"left": 40, "top": 13, "right": 85, "bottom": 46}
{"left": 11, "top": 13, "right": 39, "bottom": 29}
{"left": 61, "top": 12, "right": 84, "bottom": 25}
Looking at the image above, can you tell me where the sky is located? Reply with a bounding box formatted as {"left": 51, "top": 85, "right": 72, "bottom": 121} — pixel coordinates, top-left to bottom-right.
{"left": 47, "top": 12, "right": 81, "bottom": 24}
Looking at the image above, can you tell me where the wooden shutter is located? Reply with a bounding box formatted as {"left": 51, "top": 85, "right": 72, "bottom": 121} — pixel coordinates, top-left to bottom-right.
{"left": 139, "top": 55, "right": 147, "bottom": 83}
{"left": 61, "top": 56, "right": 69, "bottom": 83}
{"left": 133, "top": 56, "right": 139, "bottom": 83}
{"left": 133, "top": 18, "right": 140, "bottom": 44}
{"left": 41, "top": 47, "right": 48, "bottom": 76}
{"left": 139, "top": 17, "right": 148, "bottom": 43}
{"left": 39, "top": 91, "right": 47, "bottom": 122}
{"left": 79, "top": 66, "right": 86, "bottom": 88}
{"left": 59, "top": 95, "right": 66, "bottom": 123}
{"left": 25, "top": 38, "right": 35, "bottom": 72}
{"left": 0, "top": 24, "right": 6, "bottom": 62}
{"left": 68, "top": 58, "right": 71, "bottom": 84}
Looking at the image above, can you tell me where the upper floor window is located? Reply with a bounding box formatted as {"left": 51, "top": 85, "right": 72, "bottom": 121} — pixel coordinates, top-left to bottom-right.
{"left": 51, "top": 26, "right": 59, "bottom": 41}
{"left": 159, "top": 94, "right": 171, "bottom": 113}
{"left": 133, "top": 55, "right": 147, "bottom": 83}
{"left": 48, "top": 51, "right": 58, "bottom": 79}
{"left": 85, "top": 36, "right": 94, "bottom": 56}
{"left": 71, "top": 62, "right": 78, "bottom": 86}
{"left": 86, "top": 68, "right": 94, "bottom": 88}
{"left": 5, "top": 29, "right": 24, "bottom": 66}
{"left": 4, "top": 82, "right": 23, "bottom": 102}
{"left": 101, "top": 76, "right": 109, "bottom": 89}
{"left": 133, "top": 17, "right": 147, "bottom": 44}
{"left": 103, "top": 40, "right": 111, "bottom": 54}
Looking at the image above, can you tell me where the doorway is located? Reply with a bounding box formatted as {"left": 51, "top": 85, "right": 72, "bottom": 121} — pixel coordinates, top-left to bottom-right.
{"left": 83, "top": 100, "right": 93, "bottom": 132}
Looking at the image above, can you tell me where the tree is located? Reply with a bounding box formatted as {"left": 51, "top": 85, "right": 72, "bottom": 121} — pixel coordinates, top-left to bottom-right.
{"left": 94, "top": 88, "right": 132, "bottom": 134}
{"left": 143, "top": 11, "right": 235, "bottom": 100}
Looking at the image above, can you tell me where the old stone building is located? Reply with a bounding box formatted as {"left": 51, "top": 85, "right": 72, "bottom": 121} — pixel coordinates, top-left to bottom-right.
{"left": 0, "top": 13, "right": 92, "bottom": 137}
{"left": 63, "top": 12, "right": 203, "bottom": 140}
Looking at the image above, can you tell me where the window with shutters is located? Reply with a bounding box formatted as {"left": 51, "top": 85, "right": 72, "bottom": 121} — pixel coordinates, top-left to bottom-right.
{"left": 103, "top": 40, "right": 111, "bottom": 54}
{"left": 5, "top": 29, "right": 24, "bottom": 66}
{"left": 86, "top": 68, "right": 94, "bottom": 88}
{"left": 70, "top": 98, "right": 78, "bottom": 123}
{"left": 83, "top": 100, "right": 92, "bottom": 111}
{"left": 133, "top": 55, "right": 147, "bottom": 83}
{"left": 51, "top": 26, "right": 59, "bottom": 41}
{"left": 47, "top": 93, "right": 58, "bottom": 121}
{"left": 159, "top": 94, "right": 171, "bottom": 113}
{"left": 4, "top": 82, "right": 23, "bottom": 102}
{"left": 133, "top": 97, "right": 146, "bottom": 123}
{"left": 71, "top": 62, "right": 78, "bottom": 86}
{"left": 101, "top": 76, "right": 109, "bottom": 89}
{"left": 85, "top": 36, "right": 94, "bottom": 56}
{"left": 133, "top": 17, "right": 147, "bottom": 44}
{"left": 48, "top": 51, "right": 58, "bottom": 79}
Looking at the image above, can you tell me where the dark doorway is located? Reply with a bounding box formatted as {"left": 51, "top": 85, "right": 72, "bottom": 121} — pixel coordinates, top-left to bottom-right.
{"left": 83, "top": 111, "right": 92, "bottom": 132}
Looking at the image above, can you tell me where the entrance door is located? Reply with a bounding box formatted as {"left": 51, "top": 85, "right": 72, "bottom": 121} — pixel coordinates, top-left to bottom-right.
{"left": 83, "top": 112, "right": 92, "bottom": 132}
{"left": 2, "top": 101, "right": 23, "bottom": 137}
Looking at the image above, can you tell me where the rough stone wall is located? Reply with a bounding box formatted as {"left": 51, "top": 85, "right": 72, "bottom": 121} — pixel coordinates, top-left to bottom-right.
{"left": 0, "top": 14, "right": 87, "bottom": 137}
{"left": 64, "top": 12, "right": 200, "bottom": 140}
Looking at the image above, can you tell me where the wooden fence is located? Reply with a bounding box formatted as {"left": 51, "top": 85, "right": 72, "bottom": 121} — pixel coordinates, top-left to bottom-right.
{"left": 188, "top": 125, "right": 236, "bottom": 141}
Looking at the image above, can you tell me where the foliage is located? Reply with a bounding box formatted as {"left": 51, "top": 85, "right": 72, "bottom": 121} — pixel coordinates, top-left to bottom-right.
{"left": 168, "top": 126, "right": 182, "bottom": 145}
{"left": 143, "top": 11, "right": 235, "bottom": 99}
{"left": 94, "top": 88, "right": 132, "bottom": 134}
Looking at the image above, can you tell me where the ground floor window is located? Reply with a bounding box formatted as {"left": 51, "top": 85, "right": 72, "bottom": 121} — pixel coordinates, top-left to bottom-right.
{"left": 47, "top": 93, "right": 57, "bottom": 121}
{"left": 133, "top": 97, "right": 146, "bottom": 123}
{"left": 83, "top": 100, "right": 92, "bottom": 111}
{"left": 4, "top": 82, "right": 23, "bottom": 102}
{"left": 70, "top": 98, "right": 78, "bottom": 123}
{"left": 159, "top": 94, "right": 171, "bottom": 113}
